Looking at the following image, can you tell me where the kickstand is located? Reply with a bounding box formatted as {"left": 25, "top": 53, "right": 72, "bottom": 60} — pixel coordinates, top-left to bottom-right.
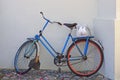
{"left": 58, "top": 66, "right": 61, "bottom": 73}
{"left": 55, "top": 66, "right": 63, "bottom": 80}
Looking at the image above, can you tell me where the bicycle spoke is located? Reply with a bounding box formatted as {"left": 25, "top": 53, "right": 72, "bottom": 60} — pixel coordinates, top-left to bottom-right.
{"left": 14, "top": 41, "right": 37, "bottom": 74}
{"left": 67, "top": 39, "right": 103, "bottom": 76}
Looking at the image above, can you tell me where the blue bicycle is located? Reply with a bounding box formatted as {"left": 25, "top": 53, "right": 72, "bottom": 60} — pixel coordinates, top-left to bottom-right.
{"left": 14, "top": 12, "right": 104, "bottom": 77}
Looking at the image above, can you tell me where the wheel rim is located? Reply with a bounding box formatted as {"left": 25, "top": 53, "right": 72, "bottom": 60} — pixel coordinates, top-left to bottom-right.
{"left": 67, "top": 40, "right": 103, "bottom": 76}
{"left": 14, "top": 41, "right": 37, "bottom": 74}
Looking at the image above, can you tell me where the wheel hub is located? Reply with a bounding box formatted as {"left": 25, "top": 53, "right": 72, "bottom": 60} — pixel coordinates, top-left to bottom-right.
{"left": 83, "top": 56, "right": 87, "bottom": 60}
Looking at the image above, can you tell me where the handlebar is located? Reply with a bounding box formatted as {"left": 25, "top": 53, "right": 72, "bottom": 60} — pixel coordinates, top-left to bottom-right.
{"left": 40, "top": 12, "right": 62, "bottom": 25}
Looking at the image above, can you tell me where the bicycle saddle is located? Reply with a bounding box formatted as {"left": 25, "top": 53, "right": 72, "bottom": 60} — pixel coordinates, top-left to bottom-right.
{"left": 63, "top": 23, "right": 77, "bottom": 29}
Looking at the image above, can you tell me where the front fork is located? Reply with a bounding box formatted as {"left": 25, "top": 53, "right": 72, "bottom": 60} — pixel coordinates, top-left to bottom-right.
{"left": 24, "top": 38, "right": 40, "bottom": 59}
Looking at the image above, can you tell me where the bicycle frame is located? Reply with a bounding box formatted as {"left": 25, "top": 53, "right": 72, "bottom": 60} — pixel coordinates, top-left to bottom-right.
{"left": 31, "top": 19, "right": 94, "bottom": 59}
{"left": 14, "top": 12, "right": 104, "bottom": 76}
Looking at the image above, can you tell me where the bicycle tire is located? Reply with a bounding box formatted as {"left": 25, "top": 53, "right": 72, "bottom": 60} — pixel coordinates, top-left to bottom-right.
{"left": 67, "top": 39, "right": 103, "bottom": 77}
{"left": 14, "top": 40, "right": 38, "bottom": 75}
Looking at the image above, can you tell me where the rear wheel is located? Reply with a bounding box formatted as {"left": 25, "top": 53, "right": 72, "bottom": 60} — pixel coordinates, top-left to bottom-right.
{"left": 14, "top": 40, "right": 38, "bottom": 75}
{"left": 67, "top": 39, "right": 103, "bottom": 76}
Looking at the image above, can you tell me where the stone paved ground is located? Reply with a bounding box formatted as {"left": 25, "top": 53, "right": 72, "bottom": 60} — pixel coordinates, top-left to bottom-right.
{"left": 0, "top": 69, "right": 111, "bottom": 80}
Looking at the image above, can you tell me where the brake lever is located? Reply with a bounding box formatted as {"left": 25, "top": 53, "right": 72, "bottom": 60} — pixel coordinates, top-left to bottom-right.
{"left": 52, "top": 21, "right": 62, "bottom": 25}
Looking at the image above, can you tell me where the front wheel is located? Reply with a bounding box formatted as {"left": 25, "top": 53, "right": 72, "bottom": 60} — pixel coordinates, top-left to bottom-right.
{"left": 67, "top": 39, "right": 103, "bottom": 77}
{"left": 14, "top": 40, "right": 38, "bottom": 75}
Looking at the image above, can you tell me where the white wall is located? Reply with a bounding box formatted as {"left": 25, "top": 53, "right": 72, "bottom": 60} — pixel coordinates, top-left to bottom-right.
{"left": 94, "top": 19, "right": 115, "bottom": 79}
{"left": 94, "top": 0, "right": 120, "bottom": 79}
{"left": 94, "top": 0, "right": 115, "bottom": 79}
{"left": 0, "top": 0, "right": 97, "bottom": 69}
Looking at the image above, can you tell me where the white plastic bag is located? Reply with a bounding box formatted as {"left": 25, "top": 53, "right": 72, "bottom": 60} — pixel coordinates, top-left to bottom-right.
{"left": 76, "top": 24, "right": 91, "bottom": 37}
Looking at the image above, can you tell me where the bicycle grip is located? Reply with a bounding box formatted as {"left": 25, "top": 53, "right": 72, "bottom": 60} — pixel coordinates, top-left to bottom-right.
{"left": 40, "top": 12, "right": 43, "bottom": 15}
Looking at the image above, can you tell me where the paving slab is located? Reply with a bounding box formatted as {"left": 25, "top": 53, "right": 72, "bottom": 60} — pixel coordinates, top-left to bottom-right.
{"left": 0, "top": 69, "right": 111, "bottom": 80}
